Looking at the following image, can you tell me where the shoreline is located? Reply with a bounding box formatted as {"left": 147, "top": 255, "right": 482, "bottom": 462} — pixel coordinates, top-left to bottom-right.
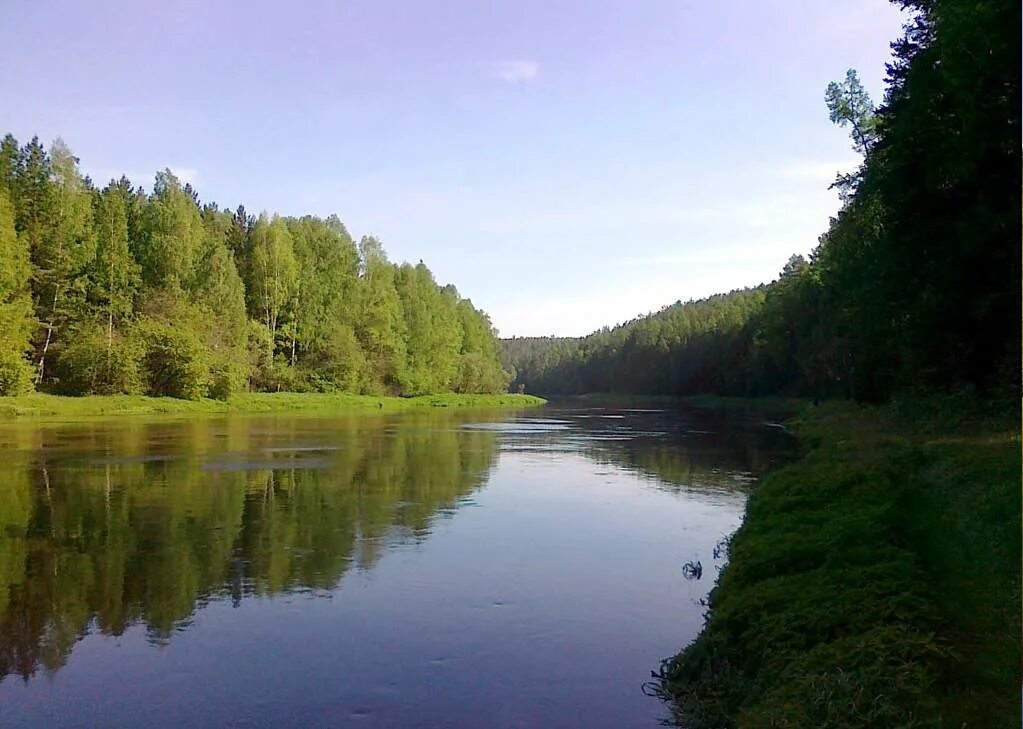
{"left": 0, "top": 392, "right": 547, "bottom": 420}
{"left": 656, "top": 397, "right": 1020, "bottom": 727}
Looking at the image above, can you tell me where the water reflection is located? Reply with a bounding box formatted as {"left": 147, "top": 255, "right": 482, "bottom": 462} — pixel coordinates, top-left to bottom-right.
{"left": 491, "top": 406, "right": 793, "bottom": 495}
{"left": 0, "top": 405, "right": 794, "bottom": 699}
{"left": 0, "top": 413, "right": 499, "bottom": 680}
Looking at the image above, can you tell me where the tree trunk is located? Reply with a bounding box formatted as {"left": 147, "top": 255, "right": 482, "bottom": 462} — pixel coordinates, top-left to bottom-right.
{"left": 106, "top": 309, "right": 114, "bottom": 383}
{"left": 35, "top": 287, "right": 59, "bottom": 385}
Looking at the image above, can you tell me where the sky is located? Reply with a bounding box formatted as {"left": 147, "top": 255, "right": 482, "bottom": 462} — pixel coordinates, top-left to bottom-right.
{"left": 1, "top": 0, "right": 906, "bottom": 337}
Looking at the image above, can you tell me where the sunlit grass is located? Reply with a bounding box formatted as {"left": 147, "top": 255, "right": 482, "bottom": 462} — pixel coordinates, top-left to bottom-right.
{"left": 0, "top": 392, "right": 546, "bottom": 419}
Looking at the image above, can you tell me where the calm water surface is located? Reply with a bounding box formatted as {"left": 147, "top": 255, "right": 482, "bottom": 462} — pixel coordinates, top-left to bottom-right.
{"left": 0, "top": 405, "right": 792, "bottom": 728}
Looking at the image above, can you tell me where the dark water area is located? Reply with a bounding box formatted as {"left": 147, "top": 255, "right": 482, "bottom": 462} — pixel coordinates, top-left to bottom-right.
{"left": 0, "top": 405, "right": 794, "bottom": 728}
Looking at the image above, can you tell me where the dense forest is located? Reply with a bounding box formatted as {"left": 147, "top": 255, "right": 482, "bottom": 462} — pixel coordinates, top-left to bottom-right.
{"left": 506, "top": 0, "right": 1019, "bottom": 403}
{"left": 0, "top": 141, "right": 508, "bottom": 399}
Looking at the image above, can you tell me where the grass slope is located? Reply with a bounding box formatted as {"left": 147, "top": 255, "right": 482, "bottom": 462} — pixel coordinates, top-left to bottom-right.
{"left": 658, "top": 397, "right": 1020, "bottom": 728}
{"left": 0, "top": 392, "right": 546, "bottom": 419}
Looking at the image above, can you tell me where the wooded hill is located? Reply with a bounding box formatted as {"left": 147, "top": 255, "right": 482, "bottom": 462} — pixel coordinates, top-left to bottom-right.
{"left": 505, "top": 0, "right": 1019, "bottom": 403}
{"left": 0, "top": 141, "right": 509, "bottom": 399}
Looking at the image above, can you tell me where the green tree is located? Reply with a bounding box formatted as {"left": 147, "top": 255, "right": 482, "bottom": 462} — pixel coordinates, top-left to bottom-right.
{"left": 246, "top": 214, "right": 297, "bottom": 353}
{"left": 0, "top": 189, "right": 34, "bottom": 393}
{"left": 287, "top": 215, "right": 364, "bottom": 389}
{"left": 0, "top": 134, "right": 19, "bottom": 197}
{"left": 825, "top": 69, "right": 877, "bottom": 156}
{"left": 395, "top": 263, "right": 461, "bottom": 394}
{"left": 455, "top": 299, "right": 508, "bottom": 393}
{"left": 31, "top": 139, "right": 95, "bottom": 385}
{"left": 355, "top": 237, "right": 407, "bottom": 393}
{"left": 194, "top": 210, "right": 249, "bottom": 397}
{"left": 137, "top": 170, "right": 204, "bottom": 288}
{"left": 91, "top": 184, "right": 141, "bottom": 373}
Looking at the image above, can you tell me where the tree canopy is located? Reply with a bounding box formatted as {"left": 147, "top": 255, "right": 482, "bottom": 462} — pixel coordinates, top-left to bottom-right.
{"left": 505, "top": 0, "right": 1019, "bottom": 404}
{"left": 0, "top": 140, "right": 509, "bottom": 398}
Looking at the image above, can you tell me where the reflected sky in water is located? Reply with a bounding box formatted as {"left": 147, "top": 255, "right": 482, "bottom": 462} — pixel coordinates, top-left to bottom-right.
{"left": 0, "top": 405, "right": 792, "bottom": 728}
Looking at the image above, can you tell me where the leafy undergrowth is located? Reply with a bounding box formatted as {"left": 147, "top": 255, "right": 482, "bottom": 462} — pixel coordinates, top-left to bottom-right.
{"left": 657, "top": 397, "right": 1020, "bottom": 728}
{"left": 0, "top": 392, "right": 546, "bottom": 419}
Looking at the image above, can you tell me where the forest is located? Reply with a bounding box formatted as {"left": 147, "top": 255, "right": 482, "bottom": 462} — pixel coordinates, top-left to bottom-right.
{"left": 0, "top": 142, "right": 509, "bottom": 400}
{"left": 505, "top": 0, "right": 1019, "bottom": 405}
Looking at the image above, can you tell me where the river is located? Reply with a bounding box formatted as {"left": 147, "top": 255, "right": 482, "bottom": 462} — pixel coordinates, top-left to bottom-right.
{"left": 0, "top": 404, "right": 792, "bottom": 728}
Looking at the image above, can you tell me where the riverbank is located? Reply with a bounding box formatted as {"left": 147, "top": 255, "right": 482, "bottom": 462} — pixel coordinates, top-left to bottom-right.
{"left": 0, "top": 392, "right": 546, "bottom": 419}
{"left": 548, "top": 392, "right": 807, "bottom": 416}
{"left": 657, "top": 396, "right": 1020, "bottom": 728}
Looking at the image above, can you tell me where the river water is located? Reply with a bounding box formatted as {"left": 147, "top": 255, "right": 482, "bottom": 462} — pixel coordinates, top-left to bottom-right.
{"left": 0, "top": 405, "right": 792, "bottom": 728}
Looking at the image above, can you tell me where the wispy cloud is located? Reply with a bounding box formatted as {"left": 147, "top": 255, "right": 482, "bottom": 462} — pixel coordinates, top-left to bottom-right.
{"left": 494, "top": 60, "right": 539, "bottom": 83}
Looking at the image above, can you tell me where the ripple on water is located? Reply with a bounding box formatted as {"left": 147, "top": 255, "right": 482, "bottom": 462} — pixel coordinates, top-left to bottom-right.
{"left": 461, "top": 420, "right": 571, "bottom": 434}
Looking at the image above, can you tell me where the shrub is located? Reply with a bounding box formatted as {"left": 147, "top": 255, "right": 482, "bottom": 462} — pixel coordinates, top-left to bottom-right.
{"left": 137, "top": 319, "right": 210, "bottom": 400}
{"left": 54, "top": 322, "right": 144, "bottom": 395}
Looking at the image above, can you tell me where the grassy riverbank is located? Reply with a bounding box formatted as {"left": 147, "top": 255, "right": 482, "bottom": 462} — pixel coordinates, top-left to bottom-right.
{"left": 658, "top": 396, "right": 1020, "bottom": 728}
{"left": 0, "top": 392, "right": 546, "bottom": 419}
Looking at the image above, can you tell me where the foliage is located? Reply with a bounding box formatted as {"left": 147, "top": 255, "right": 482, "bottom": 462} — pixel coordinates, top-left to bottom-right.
{"left": 504, "top": 288, "right": 766, "bottom": 396}
{"left": 53, "top": 321, "right": 144, "bottom": 395}
{"left": 0, "top": 189, "right": 34, "bottom": 394}
{"left": 135, "top": 316, "right": 211, "bottom": 400}
{"left": 825, "top": 68, "right": 878, "bottom": 156}
{"left": 654, "top": 400, "right": 1020, "bottom": 728}
{"left": 0, "top": 138, "right": 509, "bottom": 399}
{"left": 505, "top": 0, "right": 1018, "bottom": 405}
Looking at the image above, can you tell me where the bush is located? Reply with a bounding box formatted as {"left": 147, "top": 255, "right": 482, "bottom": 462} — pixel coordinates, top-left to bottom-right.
{"left": 0, "top": 299, "right": 35, "bottom": 395}
{"left": 54, "top": 322, "right": 144, "bottom": 395}
{"left": 0, "top": 350, "right": 33, "bottom": 395}
{"left": 137, "top": 319, "right": 210, "bottom": 400}
{"left": 302, "top": 326, "right": 368, "bottom": 393}
{"left": 208, "top": 356, "right": 248, "bottom": 400}
{"left": 245, "top": 320, "right": 273, "bottom": 391}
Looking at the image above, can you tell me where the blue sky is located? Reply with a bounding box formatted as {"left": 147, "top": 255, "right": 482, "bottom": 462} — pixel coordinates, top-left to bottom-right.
{"left": 2, "top": 0, "right": 905, "bottom": 336}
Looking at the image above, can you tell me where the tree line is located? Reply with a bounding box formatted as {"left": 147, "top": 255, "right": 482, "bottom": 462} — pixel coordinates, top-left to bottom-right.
{"left": 0, "top": 140, "right": 509, "bottom": 399}
{"left": 505, "top": 0, "right": 1019, "bottom": 403}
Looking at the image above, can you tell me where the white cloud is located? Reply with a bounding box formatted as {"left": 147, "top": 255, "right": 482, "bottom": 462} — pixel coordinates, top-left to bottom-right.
{"left": 494, "top": 60, "right": 539, "bottom": 83}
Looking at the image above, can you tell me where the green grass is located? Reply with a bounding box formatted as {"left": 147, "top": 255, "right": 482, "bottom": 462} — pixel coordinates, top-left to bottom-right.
{"left": 657, "top": 397, "right": 1021, "bottom": 728}
{"left": 0, "top": 391, "right": 546, "bottom": 419}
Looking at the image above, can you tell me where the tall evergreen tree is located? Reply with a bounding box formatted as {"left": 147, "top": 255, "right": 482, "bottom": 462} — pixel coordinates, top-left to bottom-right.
{"left": 137, "top": 169, "right": 205, "bottom": 289}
